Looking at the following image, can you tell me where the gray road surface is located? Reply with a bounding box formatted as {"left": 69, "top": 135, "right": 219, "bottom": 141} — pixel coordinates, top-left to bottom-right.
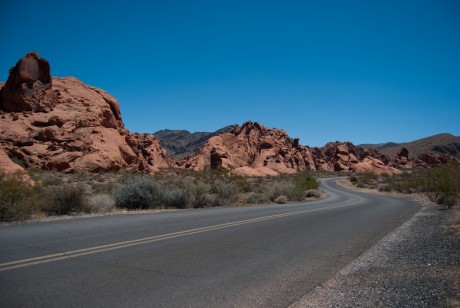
{"left": 0, "top": 178, "right": 420, "bottom": 307}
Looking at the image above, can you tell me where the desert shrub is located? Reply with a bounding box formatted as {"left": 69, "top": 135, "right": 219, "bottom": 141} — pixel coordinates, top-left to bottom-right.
{"left": 353, "top": 172, "right": 378, "bottom": 188}
{"left": 380, "top": 171, "right": 422, "bottom": 194}
{"left": 274, "top": 195, "right": 288, "bottom": 204}
{"left": 90, "top": 181, "right": 115, "bottom": 194}
{"left": 350, "top": 174, "right": 357, "bottom": 183}
{"left": 12, "top": 157, "right": 25, "bottom": 168}
{"left": 448, "top": 209, "right": 460, "bottom": 227}
{"left": 419, "top": 164, "right": 460, "bottom": 208}
{"left": 438, "top": 194, "right": 456, "bottom": 208}
{"left": 41, "top": 172, "right": 64, "bottom": 187}
{"left": 261, "top": 180, "right": 295, "bottom": 202}
{"left": 294, "top": 172, "right": 319, "bottom": 190}
{"left": 84, "top": 193, "right": 115, "bottom": 213}
{"left": 305, "top": 189, "right": 321, "bottom": 198}
{"left": 112, "top": 177, "right": 163, "bottom": 209}
{"left": 244, "top": 193, "right": 270, "bottom": 205}
{"left": 259, "top": 173, "right": 320, "bottom": 202}
{"left": 163, "top": 188, "right": 189, "bottom": 209}
{"left": 0, "top": 176, "right": 35, "bottom": 221}
{"left": 40, "top": 185, "right": 89, "bottom": 215}
{"left": 211, "top": 179, "right": 241, "bottom": 206}
{"left": 228, "top": 174, "right": 252, "bottom": 193}
{"left": 378, "top": 184, "right": 392, "bottom": 192}
{"left": 377, "top": 164, "right": 460, "bottom": 208}
{"left": 184, "top": 179, "right": 212, "bottom": 208}
{"left": 289, "top": 186, "right": 306, "bottom": 201}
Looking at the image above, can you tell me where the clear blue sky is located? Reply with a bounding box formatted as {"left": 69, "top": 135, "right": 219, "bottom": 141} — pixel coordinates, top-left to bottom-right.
{"left": 1, "top": 0, "right": 459, "bottom": 146}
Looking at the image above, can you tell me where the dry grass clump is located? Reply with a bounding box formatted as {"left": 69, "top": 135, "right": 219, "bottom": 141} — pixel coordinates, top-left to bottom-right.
{"left": 448, "top": 210, "right": 460, "bottom": 227}
{"left": 274, "top": 195, "right": 289, "bottom": 204}
{"left": 244, "top": 193, "right": 270, "bottom": 205}
{"left": 85, "top": 193, "right": 115, "bottom": 213}
{"left": 305, "top": 189, "right": 321, "bottom": 198}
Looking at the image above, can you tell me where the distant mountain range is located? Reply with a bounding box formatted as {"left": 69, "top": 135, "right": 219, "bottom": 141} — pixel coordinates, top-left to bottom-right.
{"left": 157, "top": 128, "right": 460, "bottom": 161}
{"left": 154, "top": 125, "right": 236, "bottom": 159}
{"left": 359, "top": 133, "right": 460, "bottom": 159}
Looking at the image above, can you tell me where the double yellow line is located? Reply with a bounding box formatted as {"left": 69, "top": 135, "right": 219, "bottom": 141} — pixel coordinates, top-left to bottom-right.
{"left": 0, "top": 199, "right": 364, "bottom": 272}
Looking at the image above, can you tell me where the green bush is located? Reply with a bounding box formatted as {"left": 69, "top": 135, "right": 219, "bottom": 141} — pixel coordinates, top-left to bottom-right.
{"left": 211, "top": 179, "right": 241, "bottom": 206}
{"left": 294, "top": 172, "right": 319, "bottom": 190}
{"left": 288, "top": 172, "right": 320, "bottom": 201}
{"left": 40, "top": 185, "right": 90, "bottom": 215}
{"left": 113, "top": 177, "right": 163, "bottom": 209}
{"left": 163, "top": 188, "right": 189, "bottom": 209}
{"left": 420, "top": 164, "right": 460, "bottom": 208}
{"left": 0, "top": 176, "right": 35, "bottom": 221}
{"left": 183, "top": 179, "right": 212, "bottom": 208}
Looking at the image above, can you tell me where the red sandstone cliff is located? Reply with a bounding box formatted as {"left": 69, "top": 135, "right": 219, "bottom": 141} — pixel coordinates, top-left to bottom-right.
{"left": 0, "top": 52, "right": 169, "bottom": 176}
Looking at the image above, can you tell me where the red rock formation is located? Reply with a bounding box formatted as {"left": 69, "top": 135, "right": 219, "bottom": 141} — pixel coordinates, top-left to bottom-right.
{"left": 416, "top": 152, "right": 451, "bottom": 167}
{"left": 181, "top": 125, "right": 460, "bottom": 176}
{"left": 2, "top": 53, "right": 456, "bottom": 178}
{"left": 178, "top": 121, "right": 316, "bottom": 176}
{"left": 0, "top": 145, "right": 31, "bottom": 181}
{"left": 312, "top": 142, "right": 399, "bottom": 174}
{"left": 0, "top": 51, "right": 52, "bottom": 112}
{"left": 0, "top": 52, "right": 169, "bottom": 175}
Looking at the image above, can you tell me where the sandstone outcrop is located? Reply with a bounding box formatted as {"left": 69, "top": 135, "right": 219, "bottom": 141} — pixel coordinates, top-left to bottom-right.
{"left": 0, "top": 52, "right": 169, "bottom": 175}
{"left": 0, "top": 51, "right": 52, "bottom": 112}
{"left": 312, "top": 142, "right": 399, "bottom": 174}
{"left": 180, "top": 123, "right": 458, "bottom": 176}
{"left": 0, "top": 145, "right": 31, "bottom": 181}
{"left": 178, "top": 121, "right": 316, "bottom": 176}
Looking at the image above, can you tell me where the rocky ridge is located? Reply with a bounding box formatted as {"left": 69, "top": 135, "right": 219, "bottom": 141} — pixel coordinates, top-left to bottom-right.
{"left": 179, "top": 121, "right": 457, "bottom": 176}
{"left": 154, "top": 125, "right": 236, "bottom": 159}
{"left": 0, "top": 52, "right": 457, "bottom": 178}
{"left": 177, "top": 121, "right": 317, "bottom": 176}
{"left": 360, "top": 133, "right": 460, "bottom": 159}
{"left": 0, "top": 52, "right": 169, "bottom": 176}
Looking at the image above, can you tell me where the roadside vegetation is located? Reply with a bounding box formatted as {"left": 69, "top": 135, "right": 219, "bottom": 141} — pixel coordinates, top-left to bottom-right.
{"left": 350, "top": 163, "right": 460, "bottom": 211}
{"left": 0, "top": 169, "right": 321, "bottom": 222}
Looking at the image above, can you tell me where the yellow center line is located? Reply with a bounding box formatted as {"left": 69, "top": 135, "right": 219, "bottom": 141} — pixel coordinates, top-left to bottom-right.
{"left": 0, "top": 199, "right": 364, "bottom": 272}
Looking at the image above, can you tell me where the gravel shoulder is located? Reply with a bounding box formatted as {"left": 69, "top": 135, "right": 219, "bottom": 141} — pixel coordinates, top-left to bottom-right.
{"left": 291, "top": 180, "right": 460, "bottom": 307}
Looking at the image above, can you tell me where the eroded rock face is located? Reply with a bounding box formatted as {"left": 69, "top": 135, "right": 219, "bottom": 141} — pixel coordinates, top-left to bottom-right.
{"left": 0, "top": 52, "right": 53, "bottom": 112}
{"left": 180, "top": 124, "right": 459, "bottom": 176}
{"left": 0, "top": 52, "right": 169, "bottom": 174}
{"left": 178, "top": 121, "right": 316, "bottom": 176}
{"left": 312, "top": 142, "right": 399, "bottom": 174}
{"left": 0, "top": 145, "right": 31, "bottom": 181}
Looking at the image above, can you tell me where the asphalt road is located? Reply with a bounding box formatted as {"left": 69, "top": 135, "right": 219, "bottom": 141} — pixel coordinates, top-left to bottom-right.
{"left": 0, "top": 178, "right": 420, "bottom": 307}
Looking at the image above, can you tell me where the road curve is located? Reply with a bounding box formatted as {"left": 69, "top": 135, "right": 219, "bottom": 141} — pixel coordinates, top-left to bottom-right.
{"left": 0, "top": 178, "right": 420, "bottom": 307}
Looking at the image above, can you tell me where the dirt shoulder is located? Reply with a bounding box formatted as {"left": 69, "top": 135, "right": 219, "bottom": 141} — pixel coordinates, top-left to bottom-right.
{"left": 291, "top": 179, "right": 460, "bottom": 307}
